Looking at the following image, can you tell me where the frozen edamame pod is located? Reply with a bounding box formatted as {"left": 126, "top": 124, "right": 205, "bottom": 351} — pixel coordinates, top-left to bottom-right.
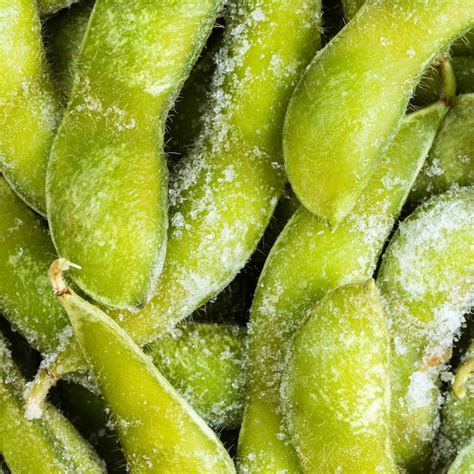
{"left": 282, "top": 281, "right": 397, "bottom": 473}
{"left": 50, "top": 260, "right": 235, "bottom": 473}
{"left": 377, "top": 187, "right": 474, "bottom": 471}
{"left": 447, "top": 440, "right": 474, "bottom": 474}
{"left": 146, "top": 322, "right": 245, "bottom": 430}
{"left": 0, "top": 177, "right": 68, "bottom": 355}
{"left": 44, "top": 0, "right": 95, "bottom": 101}
{"left": 47, "top": 0, "right": 223, "bottom": 310}
{"left": 238, "top": 102, "right": 448, "bottom": 472}
{"left": 0, "top": 334, "right": 105, "bottom": 473}
{"left": 31, "top": 0, "right": 320, "bottom": 408}
{"left": 0, "top": 0, "right": 61, "bottom": 215}
{"left": 284, "top": 0, "right": 474, "bottom": 226}
{"left": 409, "top": 94, "right": 474, "bottom": 205}
{"left": 434, "top": 340, "right": 474, "bottom": 471}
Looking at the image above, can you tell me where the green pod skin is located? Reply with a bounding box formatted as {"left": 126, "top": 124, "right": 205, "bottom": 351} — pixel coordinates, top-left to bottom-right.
{"left": 282, "top": 281, "right": 397, "bottom": 473}
{"left": 284, "top": 0, "right": 474, "bottom": 226}
{"left": 38, "top": 0, "right": 80, "bottom": 17}
{"left": 0, "top": 334, "right": 105, "bottom": 473}
{"left": 44, "top": 0, "right": 95, "bottom": 102}
{"left": 377, "top": 187, "right": 474, "bottom": 471}
{"left": 0, "top": 0, "right": 61, "bottom": 215}
{"left": 47, "top": 0, "right": 223, "bottom": 310}
{"left": 447, "top": 440, "right": 474, "bottom": 474}
{"left": 409, "top": 94, "right": 474, "bottom": 205}
{"left": 434, "top": 341, "right": 474, "bottom": 471}
{"left": 0, "top": 177, "right": 68, "bottom": 355}
{"left": 238, "top": 102, "right": 448, "bottom": 472}
{"left": 146, "top": 322, "right": 245, "bottom": 430}
{"left": 51, "top": 261, "right": 235, "bottom": 474}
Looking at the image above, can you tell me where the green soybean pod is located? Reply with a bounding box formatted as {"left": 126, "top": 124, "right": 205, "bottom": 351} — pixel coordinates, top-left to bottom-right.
{"left": 238, "top": 102, "right": 448, "bottom": 472}
{"left": 282, "top": 280, "right": 397, "bottom": 473}
{"left": 0, "top": 0, "right": 61, "bottom": 215}
{"left": 47, "top": 0, "right": 224, "bottom": 311}
{"left": 38, "top": 0, "right": 79, "bottom": 17}
{"left": 50, "top": 260, "right": 235, "bottom": 473}
{"left": 448, "top": 440, "right": 474, "bottom": 474}
{"left": 31, "top": 0, "right": 321, "bottom": 407}
{"left": 146, "top": 322, "right": 245, "bottom": 430}
{"left": 409, "top": 94, "right": 474, "bottom": 205}
{"left": 377, "top": 186, "right": 474, "bottom": 471}
{"left": 44, "top": 0, "right": 95, "bottom": 101}
{"left": 284, "top": 0, "right": 474, "bottom": 226}
{"left": 0, "top": 177, "right": 68, "bottom": 355}
{"left": 435, "top": 340, "right": 474, "bottom": 471}
{"left": 0, "top": 334, "right": 105, "bottom": 473}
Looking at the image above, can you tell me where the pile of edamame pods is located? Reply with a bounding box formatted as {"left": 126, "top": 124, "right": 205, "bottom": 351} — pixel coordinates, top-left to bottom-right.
{"left": 0, "top": 0, "right": 473, "bottom": 472}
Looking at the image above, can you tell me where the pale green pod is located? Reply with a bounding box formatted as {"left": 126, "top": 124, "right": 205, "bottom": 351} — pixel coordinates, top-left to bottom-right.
{"left": 0, "top": 0, "right": 61, "bottom": 215}
{"left": 238, "top": 102, "right": 448, "bottom": 472}
{"left": 47, "top": 0, "right": 223, "bottom": 310}
{"left": 44, "top": 0, "right": 95, "bottom": 101}
{"left": 377, "top": 187, "right": 474, "bottom": 471}
{"left": 38, "top": 0, "right": 80, "bottom": 17}
{"left": 284, "top": 0, "right": 474, "bottom": 225}
{"left": 447, "top": 440, "right": 474, "bottom": 474}
{"left": 0, "top": 334, "right": 105, "bottom": 473}
{"left": 434, "top": 340, "right": 474, "bottom": 471}
{"left": 33, "top": 0, "right": 321, "bottom": 406}
{"left": 0, "top": 177, "right": 68, "bottom": 355}
{"left": 146, "top": 322, "right": 245, "bottom": 430}
{"left": 282, "top": 281, "right": 397, "bottom": 473}
{"left": 410, "top": 94, "right": 474, "bottom": 205}
{"left": 51, "top": 261, "right": 235, "bottom": 473}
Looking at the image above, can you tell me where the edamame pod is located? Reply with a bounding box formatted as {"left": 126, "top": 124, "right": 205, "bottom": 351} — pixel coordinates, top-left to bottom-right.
{"left": 0, "top": 0, "right": 61, "bottom": 214}
{"left": 377, "top": 187, "right": 474, "bottom": 471}
{"left": 409, "top": 94, "right": 474, "bottom": 205}
{"left": 50, "top": 260, "right": 235, "bottom": 473}
{"left": 238, "top": 102, "right": 448, "bottom": 472}
{"left": 39, "top": 0, "right": 79, "bottom": 17}
{"left": 447, "top": 440, "right": 474, "bottom": 474}
{"left": 0, "top": 334, "right": 105, "bottom": 473}
{"left": 434, "top": 340, "right": 474, "bottom": 471}
{"left": 0, "top": 177, "right": 68, "bottom": 355}
{"left": 282, "top": 281, "right": 397, "bottom": 473}
{"left": 284, "top": 0, "right": 474, "bottom": 225}
{"left": 47, "top": 0, "right": 224, "bottom": 310}
{"left": 146, "top": 322, "right": 245, "bottom": 430}
{"left": 44, "top": 0, "right": 95, "bottom": 101}
{"left": 32, "top": 0, "right": 320, "bottom": 408}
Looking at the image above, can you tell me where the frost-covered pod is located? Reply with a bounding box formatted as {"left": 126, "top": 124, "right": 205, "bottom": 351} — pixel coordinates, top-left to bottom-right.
{"left": 47, "top": 0, "right": 223, "bottom": 310}
{"left": 238, "top": 102, "right": 448, "bottom": 472}
{"left": 146, "top": 322, "right": 245, "bottom": 430}
{"left": 50, "top": 260, "right": 235, "bottom": 473}
{"left": 434, "top": 340, "right": 474, "bottom": 472}
{"left": 0, "top": 0, "right": 61, "bottom": 215}
{"left": 448, "top": 440, "right": 474, "bottom": 474}
{"left": 44, "top": 0, "right": 95, "bottom": 101}
{"left": 38, "top": 0, "right": 79, "bottom": 17}
{"left": 0, "top": 177, "right": 69, "bottom": 355}
{"left": 377, "top": 187, "right": 474, "bottom": 471}
{"left": 282, "top": 281, "right": 397, "bottom": 473}
{"left": 284, "top": 0, "right": 474, "bottom": 226}
{"left": 409, "top": 94, "right": 474, "bottom": 205}
{"left": 0, "top": 334, "right": 105, "bottom": 473}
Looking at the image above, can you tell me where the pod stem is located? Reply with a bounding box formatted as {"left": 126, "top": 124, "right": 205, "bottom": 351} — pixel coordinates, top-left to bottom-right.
{"left": 438, "top": 56, "right": 457, "bottom": 106}
{"left": 49, "top": 258, "right": 80, "bottom": 297}
{"left": 24, "top": 366, "right": 58, "bottom": 420}
{"left": 453, "top": 358, "right": 474, "bottom": 399}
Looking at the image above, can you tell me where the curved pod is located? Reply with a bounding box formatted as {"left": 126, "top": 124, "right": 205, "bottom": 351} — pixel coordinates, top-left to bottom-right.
{"left": 283, "top": 281, "right": 397, "bottom": 473}
{"left": 0, "top": 0, "right": 61, "bottom": 214}
{"left": 378, "top": 186, "right": 474, "bottom": 470}
{"left": 238, "top": 103, "right": 448, "bottom": 472}
{"left": 47, "top": 0, "right": 224, "bottom": 310}
{"left": 284, "top": 0, "right": 474, "bottom": 225}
